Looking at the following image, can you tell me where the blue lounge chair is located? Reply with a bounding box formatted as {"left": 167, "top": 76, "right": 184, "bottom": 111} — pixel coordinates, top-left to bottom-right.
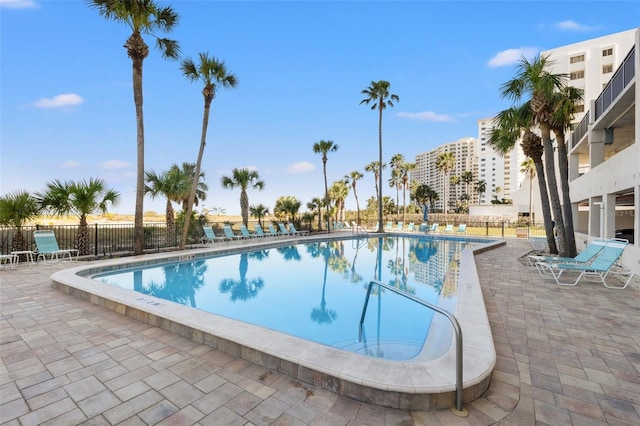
{"left": 395, "top": 222, "right": 404, "bottom": 231}
{"left": 289, "top": 223, "right": 309, "bottom": 236}
{"left": 457, "top": 224, "right": 467, "bottom": 235}
{"left": 528, "top": 238, "right": 608, "bottom": 268}
{"left": 534, "top": 239, "right": 634, "bottom": 288}
{"left": 267, "top": 224, "right": 282, "bottom": 236}
{"left": 406, "top": 223, "right": 416, "bottom": 232}
{"left": 278, "top": 223, "right": 291, "bottom": 236}
{"left": 430, "top": 223, "right": 439, "bottom": 232}
{"left": 384, "top": 221, "right": 393, "bottom": 231}
{"left": 34, "top": 230, "right": 79, "bottom": 264}
{"left": 202, "top": 225, "right": 227, "bottom": 244}
{"left": 239, "top": 224, "right": 261, "bottom": 238}
{"left": 444, "top": 224, "right": 454, "bottom": 233}
{"left": 254, "top": 224, "right": 268, "bottom": 237}
{"left": 223, "top": 225, "right": 245, "bottom": 240}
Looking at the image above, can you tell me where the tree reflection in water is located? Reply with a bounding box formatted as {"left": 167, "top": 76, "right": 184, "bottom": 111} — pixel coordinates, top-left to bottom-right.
{"left": 308, "top": 242, "right": 338, "bottom": 324}
{"left": 135, "top": 260, "right": 208, "bottom": 307}
{"left": 276, "top": 245, "right": 301, "bottom": 261}
{"left": 219, "top": 253, "right": 265, "bottom": 301}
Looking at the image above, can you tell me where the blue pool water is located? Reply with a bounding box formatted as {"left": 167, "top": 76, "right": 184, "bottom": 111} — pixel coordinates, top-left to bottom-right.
{"left": 93, "top": 235, "right": 476, "bottom": 361}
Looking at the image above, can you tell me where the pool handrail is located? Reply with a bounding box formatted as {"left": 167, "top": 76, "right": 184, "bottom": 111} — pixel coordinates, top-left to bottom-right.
{"left": 359, "top": 279, "right": 465, "bottom": 415}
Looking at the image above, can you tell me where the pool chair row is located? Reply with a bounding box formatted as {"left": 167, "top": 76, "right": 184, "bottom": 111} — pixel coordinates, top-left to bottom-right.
{"left": 530, "top": 238, "right": 635, "bottom": 289}
{"left": 420, "top": 223, "right": 467, "bottom": 234}
{"left": 202, "top": 223, "right": 309, "bottom": 244}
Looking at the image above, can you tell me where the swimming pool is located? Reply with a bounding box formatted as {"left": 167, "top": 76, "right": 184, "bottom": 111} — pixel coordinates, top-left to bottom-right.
{"left": 51, "top": 233, "right": 503, "bottom": 410}
{"left": 92, "top": 236, "right": 468, "bottom": 361}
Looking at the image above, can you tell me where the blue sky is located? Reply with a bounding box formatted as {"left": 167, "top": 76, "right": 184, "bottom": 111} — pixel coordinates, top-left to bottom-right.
{"left": 1, "top": 0, "right": 638, "bottom": 216}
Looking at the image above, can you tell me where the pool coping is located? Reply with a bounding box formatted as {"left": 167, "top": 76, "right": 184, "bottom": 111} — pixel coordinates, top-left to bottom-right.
{"left": 51, "top": 232, "right": 505, "bottom": 410}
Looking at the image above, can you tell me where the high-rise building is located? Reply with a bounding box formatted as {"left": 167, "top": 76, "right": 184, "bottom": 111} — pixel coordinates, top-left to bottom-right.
{"left": 414, "top": 137, "right": 478, "bottom": 212}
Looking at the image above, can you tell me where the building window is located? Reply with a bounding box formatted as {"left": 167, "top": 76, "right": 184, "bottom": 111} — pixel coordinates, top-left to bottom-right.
{"left": 570, "top": 70, "right": 585, "bottom": 80}
{"left": 569, "top": 54, "right": 585, "bottom": 64}
{"left": 602, "top": 48, "right": 613, "bottom": 57}
{"left": 602, "top": 64, "right": 613, "bottom": 73}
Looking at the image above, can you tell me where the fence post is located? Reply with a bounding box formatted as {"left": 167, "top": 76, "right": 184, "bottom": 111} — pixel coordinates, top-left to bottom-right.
{"left": 485, "top": 221, "right": 488, "bottom": 236}
{"left": 94, "top": 223, "right": 98, "bottom": 256}
{"left": 501, "top": 221, "right": 505, "bottom": 237}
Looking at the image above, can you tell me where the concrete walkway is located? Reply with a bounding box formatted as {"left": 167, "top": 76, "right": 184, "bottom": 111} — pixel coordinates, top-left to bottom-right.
{"left": 1, "top": 240, "right": 638, "bottom": 425}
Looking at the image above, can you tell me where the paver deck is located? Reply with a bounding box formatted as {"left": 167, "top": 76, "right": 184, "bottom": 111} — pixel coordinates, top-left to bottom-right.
{"left": 1, "top": 239, "right": 638, "bottom": 425}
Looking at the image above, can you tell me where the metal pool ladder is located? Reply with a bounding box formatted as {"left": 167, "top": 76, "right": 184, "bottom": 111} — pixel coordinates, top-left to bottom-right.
{"left": 359, "top": 280, "right": 467, "bottom": 416}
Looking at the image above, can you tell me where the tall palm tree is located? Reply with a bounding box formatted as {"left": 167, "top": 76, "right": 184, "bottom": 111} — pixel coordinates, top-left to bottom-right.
{"left": 360, "top": 80, "right": 399, "bottom": 233}
{"left": 435, "top": 152, "right": 455, "bottom": 214}
{"left": 490, "top": 104, "right": 557, "bottom": 253}
{"left": 249, "top": 204, "right": 269, "bottom": 228}
{"left": 389, "top": 153, "right": 405, "bottom": 216}
{"left": 500, "top": 54, "right": 568, "bottom": 256}
{"left": 475, "top": 179, "right": 487, "bottom": 203}
{"left": 461, "top": 171, "right": 474, "bottom": 201}
{"left": 180, "top": 52, "right": 238, "bottom": 249}
{"left": 221, "top": 168, "right": 265, "bottom": 227}
{"left": 550, "top": 85, "right": 582, "bottom": 257}
{"left": 145, "top": 166, "right": 187, "bottom": 245}
{"left": 36, "top": 178, "right": 120, "bottom": 255}
{"left": 175, "top": 162, "right": 207, "bottom": 212}
{"left": 312, "top": 140, "right": 339, "bottom": 232}
{"left": 364, "top": 160, "right": 386, "bottom": 206}
{"left": 344, "top": 170, "right": 363, "bottom": 224}
{"left": 88, "top": 0, "right": 180, "bottom": 255}
{"left": 400, "top": 161, "right": 415, "bottom": 224}
{"left": 520, "top": 157, "right": 536, "bottom": 226}
{"left": 0, "top": 190, "right": 41, "bottom": 253}
{"left": 329, "top": 180, "right": 349, "bottom": 225}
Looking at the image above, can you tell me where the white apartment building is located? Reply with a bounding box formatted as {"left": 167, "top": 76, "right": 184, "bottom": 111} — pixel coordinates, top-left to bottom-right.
{"left": 414, "top": 137, "right": 478, "bottom": 212}
{"left": 476, "top": 118, "right": 525, "bottom": 205}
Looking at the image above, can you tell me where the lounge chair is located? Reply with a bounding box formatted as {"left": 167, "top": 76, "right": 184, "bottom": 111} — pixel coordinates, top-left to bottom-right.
{"left": 33, "top": 230, "right": 79, "bottom": 264}
{"left": 395, "top": 222, "right": 404, "bottom": 231}
{"left": 239, "top": 224, "right": 261, "bottom": 238}
{"left": 202, "top": 225, "right": 227, "bottom": 244}
{"left": 430, "top": 223, "right": 439, "bottom": 232}
{"left": 527, "top": 238, "right": 608, "bottom": 268}
{"left": 0, "top": 254, "right": 17, "bottom": 270}
{"left": 351, "top": 221, "right": 369, "bottom": 234}
{"left": 223, "top": 225, "right": 246, "bottom": 240}
{"left": 384, "top": 221, "right": 393, "bottom": 231}
{"left": 457, "top": 224, "right": 467, "bottom": 235}
{"left": 289, "top": 223, "right": 309, "bottom": 236}
{"left": 278, "top": 223, "right": 292, "bottom": 236}
{"left": 444, "top": 224, "right": 454, "bottom": 233}
{"left": 253, "top": 224, "right": 268, "bottom": 237}
{"left": 534, "top": 239, "right": 634, "bottom": 288}
{"left": 267, "top": 224, "right": 282, "bottom": 237}
{"left": 529, "top": 236, "right": 548, "bottom": 250}
{"left": 406, "top": 222, "right": 416, "bottom": 232}
{"left": 418, "top": 223, "right": 429, "bottom": 232}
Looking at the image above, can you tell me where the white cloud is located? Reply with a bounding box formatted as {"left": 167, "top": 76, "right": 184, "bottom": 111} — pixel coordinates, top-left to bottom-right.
{"left": 0, "top": 0, "right": 38, "bottom": 9}
{"left": 34, "top": 93, "right": 84, "bottom": 108}
{"left": 287, "top": 162, "right": 314, "bottom": 174}
{"left": 396, "top": 111, "right": 455, "bottom": 123}
{"left": 554, "top": 20, "right": 596, "bottom": 31}
{"left": 101, "top": 160, "right": 130, "bottom": 170}
{"left": 488, "top": 47, "right": 539, "bottom": 67}
{"left": 61, "top": 160, "right": 80, "bottom": 169}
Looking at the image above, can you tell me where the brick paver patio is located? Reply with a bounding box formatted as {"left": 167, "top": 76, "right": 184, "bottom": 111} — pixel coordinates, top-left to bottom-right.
{"left": 1, "top": 240, "right": 638, "bottom": 425}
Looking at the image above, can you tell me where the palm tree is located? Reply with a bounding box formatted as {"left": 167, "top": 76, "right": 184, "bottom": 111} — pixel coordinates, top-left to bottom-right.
{"left": 360, "top": 80, "right": 399, "bottom": 233}
{"left": 0, "top": 190, "right": 41, "bottom": 253}
{"left": 175, "top": 162, "right": 207, "bottom": 212}
{"left": 461, "top": 171, "right": 474, "bottom": 200}
{"left": 180, "top": 52, "right": 238, "bottom": 249}
{"left": 249, "top": 204, "right": 269, "bottom": 228}
{"left": 307, "top": 197, "right": 324, "bottom": 231}
{"left": 145, "top": 166, "right": 186, "bottom": 246}
{"left": 389, "top": 153, "right": 405, "bottom": 216}
{"left": 400, "top": 161, "right": 415, "bottom": 224}
{"left": 88, "top": 0, "right": 180, "bottom": 255}
{"left": 364, "top": 160, "right": 386, "bottom": 205}
{"left": 344, "top": 170, "right": 363, "bottom": 225}
{"left": 475, "top": 179, "right": 487, "bottom": 203}
{"left": 500, "top": 54, "right": 569, "bottom": 256}
{"left": 36, "top": 178, "right": 120, "bottom": 255}
{"left": 274, "top": 196, "right": 301, "bottom": 223}
{"left": 520, "top": 157, "right": 536, "bottom": 225}
{"left": 550, "top": 85, "right": 582, "bottom": 257}
{"left": 449, "top": 174, "right": 461, "bottom": 208}
{"left": 435, "top": 152, "right": 455, "bottom": 214}
{"left": 221, "top": 168, "right": 265, "bottom": 227}
{"left": 312, "top": 140, "right": 339, "bottom": 232}
{"left": 329, "top": 180, "right": 349, "bottom": 225}
{"left": 494, "top": 186, "right": 503, "bottom": 202}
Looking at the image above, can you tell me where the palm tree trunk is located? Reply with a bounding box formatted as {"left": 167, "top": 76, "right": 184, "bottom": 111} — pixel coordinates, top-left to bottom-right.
{"left": 181, "top": 97, "right": 212, "bottom": 249}
{"left": 133, "top": 56, "right": 145, "bottom": 255}
{"left": 377, "top": 105, "right": 384, "bottom": 233}
{"left": 541, "top": 126, "right": 566, "bottom": 256}
{"left": 165, "top": 200, "right": 176, "bottom": 246}
{"left": 323, "top": 160, "right": 329, "bottom": 233}
{"left": 240, "top": 189, "right": 249, "bottom": 226}
{"left": 534, "top": 160, "right": 558, "bottom": 254}
{"left": 555, "top": 136, "right": 577, "bottom": 257}
{"left": 77, "top": 214, "right": 90, "bottom": 256}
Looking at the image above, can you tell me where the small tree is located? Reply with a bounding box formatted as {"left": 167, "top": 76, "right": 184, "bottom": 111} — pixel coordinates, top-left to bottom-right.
{"left": 0, "top": 190, "right": 41, "bottom": 252}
